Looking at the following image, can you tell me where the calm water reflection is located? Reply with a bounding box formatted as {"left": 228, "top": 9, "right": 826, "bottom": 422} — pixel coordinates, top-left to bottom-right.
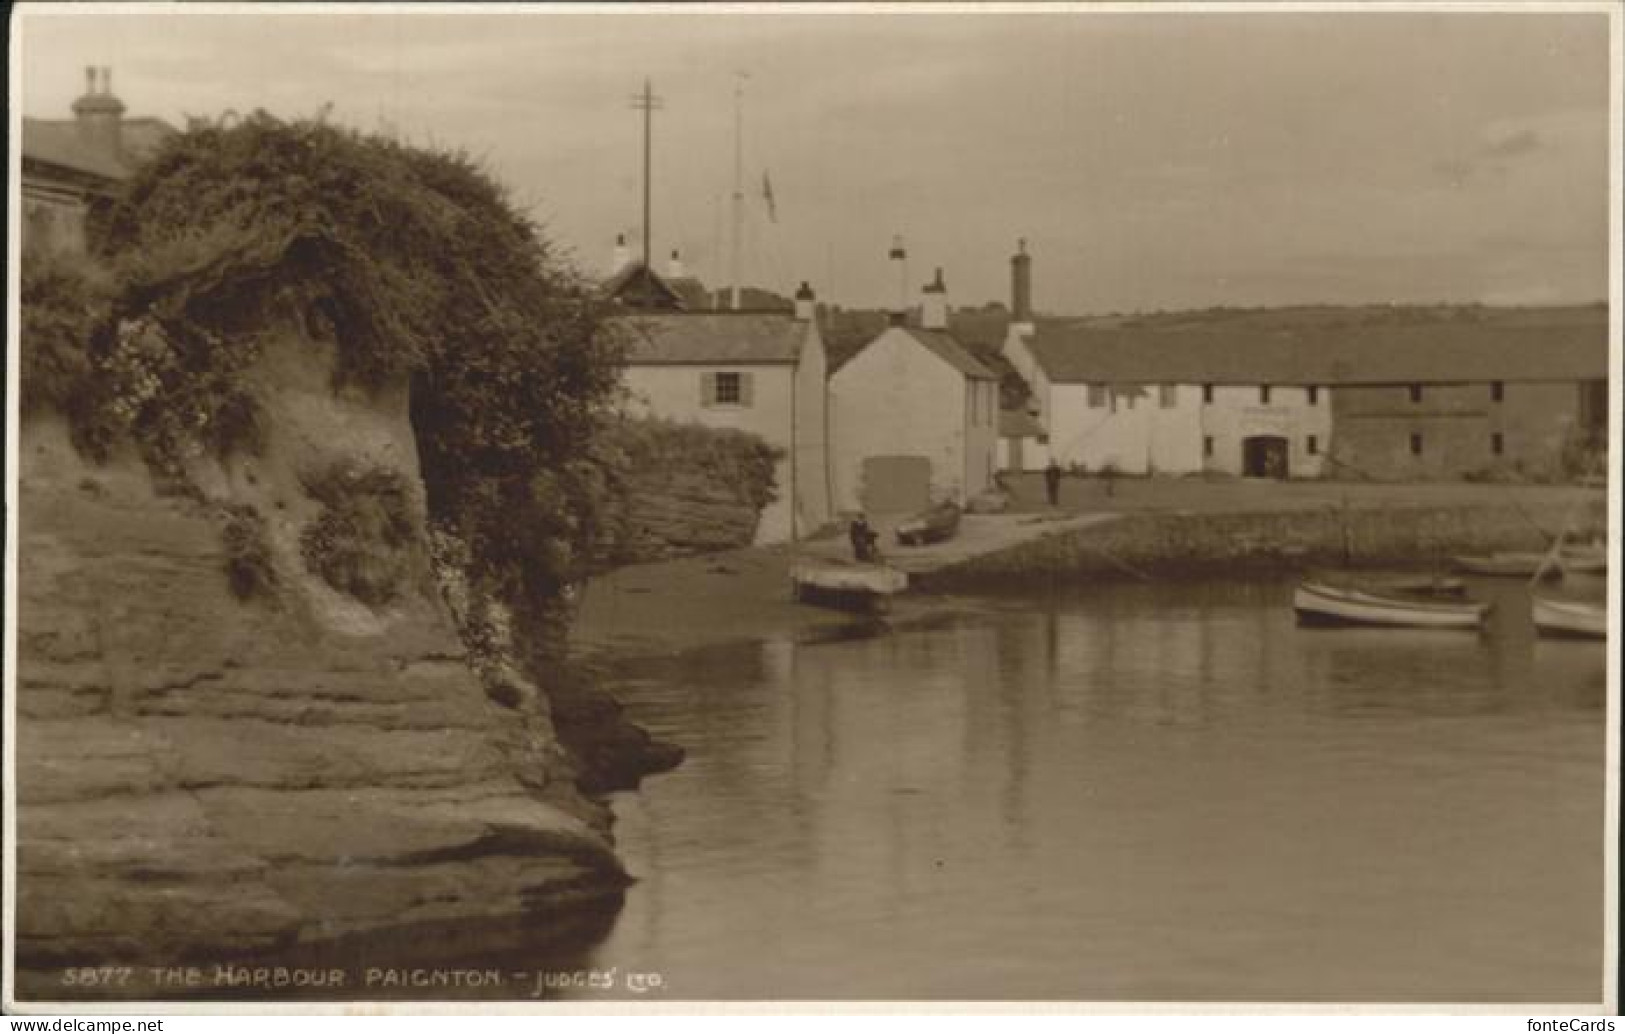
{"left": 577, "top": 578, "right": 1606, "bottom": 1002}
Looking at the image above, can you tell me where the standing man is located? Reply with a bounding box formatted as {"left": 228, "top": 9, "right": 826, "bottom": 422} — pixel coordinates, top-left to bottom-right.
{"left": 1044, "top": 458, "right": 1062, "bottom": 508}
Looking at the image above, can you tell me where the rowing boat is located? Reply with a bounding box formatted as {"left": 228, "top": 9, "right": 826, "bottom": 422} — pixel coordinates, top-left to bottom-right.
{"left": 1293, "top": 580, "right": 1490, "bottom": 630}
{"left": 1530, "top": 596, "right": 1607, "bottom": 639}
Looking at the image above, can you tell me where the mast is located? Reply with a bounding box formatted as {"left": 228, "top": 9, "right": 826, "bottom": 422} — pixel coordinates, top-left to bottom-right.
{"left": 630, "top": 80, "right": 663, "bottom": 276}
{"left": 730, "top": 73, "right": 746, "bottom": 311}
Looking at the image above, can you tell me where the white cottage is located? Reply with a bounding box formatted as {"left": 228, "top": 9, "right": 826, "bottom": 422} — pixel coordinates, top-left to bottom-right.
{"left": 614, "top": 285, "right": 831, "bottom": 542}
{"left": 830, "top": 264, "right": 1000, "bottom": 513}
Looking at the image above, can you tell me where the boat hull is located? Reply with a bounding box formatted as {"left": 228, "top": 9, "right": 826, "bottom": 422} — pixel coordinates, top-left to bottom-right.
{"left": 1531, "top": 597, "right": 1607, "bottom": 639}
{"left": 791, "top": 563, "right": 908, "bottom": 614}
{"left": 1293, "top": 581, "right": 1488, "bottom": 630}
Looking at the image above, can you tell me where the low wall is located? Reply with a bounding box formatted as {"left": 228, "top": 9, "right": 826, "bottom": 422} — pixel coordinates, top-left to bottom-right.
{"left": 919, "top": 498, "right": 1607, "bottom": 590}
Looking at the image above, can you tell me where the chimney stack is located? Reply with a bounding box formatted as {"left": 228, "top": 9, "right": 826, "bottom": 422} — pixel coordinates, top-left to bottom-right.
{"left": 72, "top": 64, "right": 126, "bottom": 163}
{"left": 610, "top": 233, "right": 631, "bottom": 273}
{"left": 921, "top": 267, "right": 949, "bottom": 331}
{"left": 1011, "top": 237, "right": 1033, "bottom": 326}
{"left": 667, "top": 248, "right": 685, "bottom": 280}
{"left": 794, "top": 281, "right": 816, "bottom": 322}
{"left": 888, "top": 235, "right": 909, "bottom": 325}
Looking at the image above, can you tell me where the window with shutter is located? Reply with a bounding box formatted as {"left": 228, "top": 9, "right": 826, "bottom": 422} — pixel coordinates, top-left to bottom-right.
{"left": 700, "top": 372, "right": 718, "bottom": 408}
{"left": 738, "top": 372, "right": 754, "bottom": 408}
{"left": 714, "top": 371, "right": 743, "bottom": 406}
{"left": 1087, "top": 385, "right": 1106, "bottom": 409}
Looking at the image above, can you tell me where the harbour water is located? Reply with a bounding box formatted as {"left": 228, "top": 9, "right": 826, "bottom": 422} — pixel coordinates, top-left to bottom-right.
{"left": 573, "top": 577, "right": 1607, "bottom": 1003}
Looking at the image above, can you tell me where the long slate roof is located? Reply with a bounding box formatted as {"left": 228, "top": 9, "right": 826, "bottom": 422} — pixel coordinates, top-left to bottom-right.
{"left": 1024, "top": 305, "right": 1609, "bottom": 385}
{"left": 615, "top": 312, "right": 811, "bottom": 365}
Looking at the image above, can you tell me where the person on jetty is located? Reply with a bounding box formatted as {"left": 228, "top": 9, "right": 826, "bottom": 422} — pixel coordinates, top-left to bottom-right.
{"left": 849, "top": 514, "right": 880, "bottom": 563}
{"left": 1044, "top": 458, "right": 1062, "bottom": 507}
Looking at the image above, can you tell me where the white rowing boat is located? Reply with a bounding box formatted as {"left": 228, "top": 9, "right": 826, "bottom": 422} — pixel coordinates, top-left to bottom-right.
{"left": 1530, "top": 596, "right": 1607, "bottom": 639}
{"left": 1293, "top": 580, "right": 1489, "bottom": 630}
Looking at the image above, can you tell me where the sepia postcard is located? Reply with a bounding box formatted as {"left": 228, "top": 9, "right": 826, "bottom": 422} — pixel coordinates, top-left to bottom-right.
{"left": 5, "top": 0, "right": 1620, "bottom": 1017}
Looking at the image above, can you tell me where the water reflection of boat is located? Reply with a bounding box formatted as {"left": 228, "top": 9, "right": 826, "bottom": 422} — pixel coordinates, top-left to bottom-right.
{"left": 791, "top": 561, "right": 907, "bottom": 614}
{"left": 1293, "top": 580, "right": 1490, "bottom": 630}
{"left": 1453, "top": 552, "right": 1558, "bottom": 578}
{"left": 1530, "top": 596, "right": 1607, "bottom": 640}
{"left": 895, "top": 501, "right": 961, "bottom": 546}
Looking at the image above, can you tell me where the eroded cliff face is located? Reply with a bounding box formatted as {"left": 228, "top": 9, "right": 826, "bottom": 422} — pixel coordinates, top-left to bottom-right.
{"left": 14, "top": 328, "right": 629, "bottom": 981}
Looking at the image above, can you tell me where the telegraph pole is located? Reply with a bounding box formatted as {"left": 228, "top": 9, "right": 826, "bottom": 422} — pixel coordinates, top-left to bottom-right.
{"left": 630, "top": 80, "right": 663, "bottom": 273}
{"left": 730, "top": 72, "right": 746, "bottom": 310}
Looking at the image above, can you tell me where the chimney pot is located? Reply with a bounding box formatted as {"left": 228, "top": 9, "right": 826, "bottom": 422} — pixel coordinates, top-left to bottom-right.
{"left": 72, "top": 65, "right": 125, "bottom": 162}
{"left": 888, "top": 235, "right": 909, "bottom": 319}
{"left": 794, "top": 281, "right": 816, "bottom": 321}
{"left": 921, "top": 267, "right": 950, "bottom": 330}
{"left": 1011, "top": 238, "right": 1033, "bottom": 324}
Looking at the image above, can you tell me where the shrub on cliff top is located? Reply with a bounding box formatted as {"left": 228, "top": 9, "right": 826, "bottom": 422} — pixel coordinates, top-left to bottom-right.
{"left": 79, "top": 112, "right": 625, "bottom": 622}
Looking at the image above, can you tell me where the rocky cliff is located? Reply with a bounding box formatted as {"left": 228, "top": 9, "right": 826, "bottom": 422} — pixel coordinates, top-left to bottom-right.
{"left": 13, "top": 328, "right": 640, "bottom": 993}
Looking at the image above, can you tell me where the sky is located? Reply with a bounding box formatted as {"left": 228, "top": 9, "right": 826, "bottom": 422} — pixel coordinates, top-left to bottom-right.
{"left": 14, "top": 4, "right": 1615, "bottom": 314}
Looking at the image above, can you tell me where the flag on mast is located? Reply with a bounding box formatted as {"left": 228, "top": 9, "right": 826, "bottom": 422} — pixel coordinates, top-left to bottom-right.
{"left": 761, "top": 171, "right": 777, "bottom": 223}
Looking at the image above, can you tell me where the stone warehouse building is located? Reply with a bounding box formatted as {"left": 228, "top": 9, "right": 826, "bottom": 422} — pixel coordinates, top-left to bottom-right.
{"left": 1004, "top": 304, "right": 1609, "bottom": 481}
{"left": 22, "top": 67, "right": 176, "bottom": 258}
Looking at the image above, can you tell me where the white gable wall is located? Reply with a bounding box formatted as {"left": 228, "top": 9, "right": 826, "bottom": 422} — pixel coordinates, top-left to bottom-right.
{"left": 830, "top": 327, "right": 975, "bottom": 513}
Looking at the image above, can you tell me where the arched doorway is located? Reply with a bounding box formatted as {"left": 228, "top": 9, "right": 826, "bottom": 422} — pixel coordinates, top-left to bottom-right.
{"left": 1242, "top": 435, "right": 1289, "bottom": 479}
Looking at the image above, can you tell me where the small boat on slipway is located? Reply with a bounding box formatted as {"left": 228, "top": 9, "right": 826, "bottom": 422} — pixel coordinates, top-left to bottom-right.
{"left": 1530, "top": 596, "right": 1607, "bottom": 640}
{"left": 895, "top": 501, "right": 961, "bottom": 547}
{"left": 1293, "top": 580, "right": 1490, "bottom": 630}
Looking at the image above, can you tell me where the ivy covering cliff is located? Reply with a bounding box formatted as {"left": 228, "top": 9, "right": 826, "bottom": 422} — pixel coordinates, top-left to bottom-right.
{"left": 49, "top": 112, "right": 627, "bottom": 663}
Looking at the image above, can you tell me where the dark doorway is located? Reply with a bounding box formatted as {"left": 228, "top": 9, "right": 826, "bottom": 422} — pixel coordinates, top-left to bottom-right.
{"left": 860, "top": 455, "right": 932, "bottom": 513}
{"left": 1242, "top": 436, "right": 1289, "bottom": 479}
